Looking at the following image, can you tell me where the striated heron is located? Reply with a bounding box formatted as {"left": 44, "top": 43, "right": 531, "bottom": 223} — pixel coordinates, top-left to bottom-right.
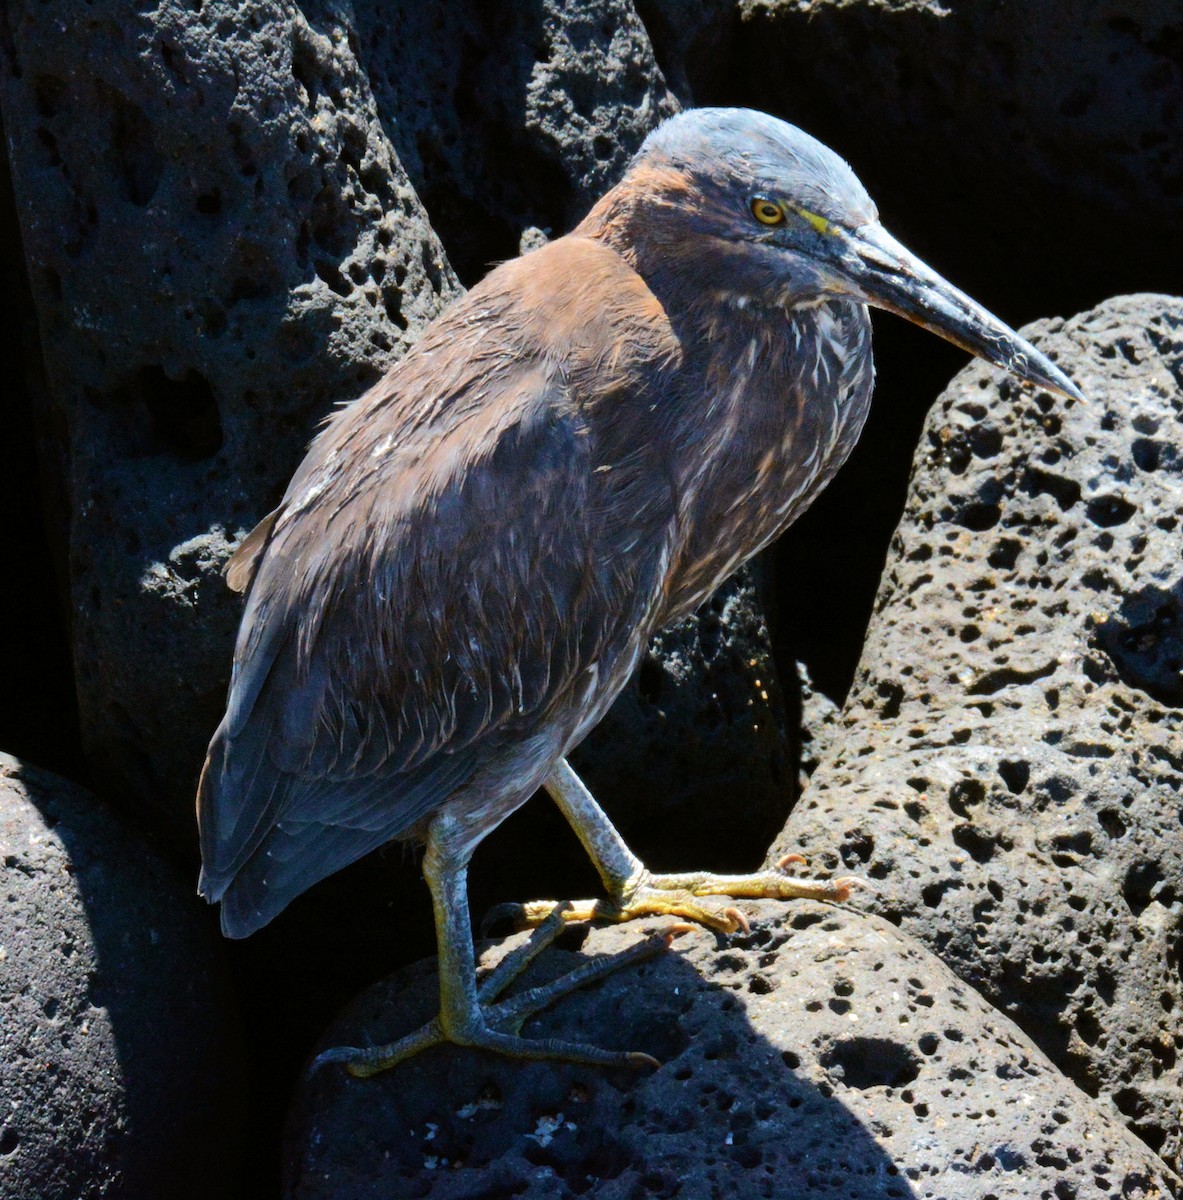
{"left": 197, "top": 108, "right": 1082, "bottom": 1071}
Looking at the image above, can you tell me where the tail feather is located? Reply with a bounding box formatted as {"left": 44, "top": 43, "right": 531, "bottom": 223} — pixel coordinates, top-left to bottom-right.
{"left": 197, "top": 715, "right": 482, "bottom": 937}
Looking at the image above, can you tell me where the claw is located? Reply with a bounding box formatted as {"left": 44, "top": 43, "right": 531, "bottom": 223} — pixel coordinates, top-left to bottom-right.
{"left": 307, "top": 1044, "right": 366, "bottom": 1078}
{"left": 775, "top": 853, "right": 807, "bottom": 870}
{"left": 665, "top": 921, "right": 702, "bottom": 937}
{"left": 832, "top": 875, "right": 873, "bottom": 901}
{"left": 721, "top": 905, "right": 749, "bottom": 934}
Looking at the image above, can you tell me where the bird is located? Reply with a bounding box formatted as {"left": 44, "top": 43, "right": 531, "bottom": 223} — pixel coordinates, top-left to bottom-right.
{"left": 197, "top": 107, "right": 1083, "bottom": 1073}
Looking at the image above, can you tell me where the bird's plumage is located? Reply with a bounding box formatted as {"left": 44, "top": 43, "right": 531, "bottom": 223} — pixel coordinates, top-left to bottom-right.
{"left": 199, "top": 108, "right": 1078, "bottom": 943}
{"left": 200, "top": 238, "right": 685, "bottom": 934}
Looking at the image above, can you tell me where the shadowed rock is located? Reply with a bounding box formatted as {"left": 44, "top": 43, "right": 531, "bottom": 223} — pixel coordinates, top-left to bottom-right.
{"left": 285, "top": 902, "right": 1176, "bottom": 1198}
{"left": 0, "top": 0, "right": 460, "bottom": 845}
{"left": 0, "top": 754, "right": 244, "bottom": 1200}
{"left": 647, "top": 1, "right": 1183, "bottom": 314}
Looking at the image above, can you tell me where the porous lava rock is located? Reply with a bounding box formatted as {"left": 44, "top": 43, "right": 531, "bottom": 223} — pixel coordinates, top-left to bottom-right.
{"left": 352, "top": 0, "right": 679, "bottom": 283}
{"left": 1, "top": 0, "right": 794, "bottom": 882}
{"left": 0, "top": 753, "right": 244, "bottom": 1200}
{"left": 777, "top": 295, "right": 1183, "bottom": 1171}
{"left": 0, "top": 0, "right": 459, "bottom": 845}
{"left": 285, "top": 901, "right": 1176, "bottom": 1199}
{"left": 0, "top": 0, "right": 744, "bottom": 867}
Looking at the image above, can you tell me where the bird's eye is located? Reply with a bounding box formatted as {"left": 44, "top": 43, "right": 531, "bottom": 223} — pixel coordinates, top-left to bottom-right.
{"left": 750, "top": 198, "right": 785, "bottom": 226}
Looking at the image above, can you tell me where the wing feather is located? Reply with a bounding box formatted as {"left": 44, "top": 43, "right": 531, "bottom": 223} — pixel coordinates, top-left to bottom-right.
{"left": 197, "top": 237, "right": 682, "bottom": 936}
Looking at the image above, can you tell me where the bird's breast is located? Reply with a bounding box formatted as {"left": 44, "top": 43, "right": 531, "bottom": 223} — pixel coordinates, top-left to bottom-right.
{"left": 660, "top": 298, "right": 874, "bottom": 623}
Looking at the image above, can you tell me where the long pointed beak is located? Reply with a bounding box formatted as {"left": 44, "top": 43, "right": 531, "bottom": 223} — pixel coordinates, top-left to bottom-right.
{"left": 838, "top": 223, "right": 1084, "bottom": 403}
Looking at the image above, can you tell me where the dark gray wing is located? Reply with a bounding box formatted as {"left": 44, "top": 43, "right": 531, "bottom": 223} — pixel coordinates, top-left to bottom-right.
{"left": 198, "top": 356, "right": 666, "bottom": 937}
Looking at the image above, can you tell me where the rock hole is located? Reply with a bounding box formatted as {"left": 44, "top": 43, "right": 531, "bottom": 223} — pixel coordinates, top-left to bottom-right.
{"left": 98, "top": 366, "right": 222, "bottom": 460}
{"left": 841, "top": 830, "right": 874, "bottom": 865}
{"left": 382, "top": 284, "right": 407, "bottom": 330}
{"left": 968, "top": 660, "right": 1057, "bottom": 696}
{"left": 997, "top": 759, "right": 1029, "bottom": 794}
{"left": 969, "top": 424, "right": 1003, "bottom": 458}
{"left": 1132, "top": 438, "right": 1161, "bottom": 471}
{"left": 877, "top": 679, "right": 903, "bottom": 718}
{"left": 196, "top": 188, "right": 221, "bottom": 215}
{"left": 1022, "top": 466, "right": 1081, "bottom": 511}
{"left": 946, "top": 778, "right": 985, "bottom": 816}
{"left": 1097, "top": 585, "right": 1183, "bottom": 707}
{"left": 987, "top": 537, "right": 1022, "bottom": 569}
{"left": 636, "top": 653, "right": 663, "bottom": 704}
{"left": 953, "top": 500, "right": 1001, "bottom": 531}
{"left": 314, "top": 258, "right": 352, "bottom": 297}
{"left": 952, "top": 824, "right": 999, "bottom": 864}
{"left": 1085, "top": 494, "right": 1136, "bottom": 528}
{"left": 820, "top": 1037, "right": 920, "bottom": 1089}
{"left": 104, "top": 86, "right": 162, "bottom": 206}
{"left": 1122, "top": 861, "right": 1165, "bottom": 917}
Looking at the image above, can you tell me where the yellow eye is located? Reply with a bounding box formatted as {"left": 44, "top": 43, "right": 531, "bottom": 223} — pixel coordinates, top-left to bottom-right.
{"left": 750, "top": 198, "right": 784, "bottom": 226}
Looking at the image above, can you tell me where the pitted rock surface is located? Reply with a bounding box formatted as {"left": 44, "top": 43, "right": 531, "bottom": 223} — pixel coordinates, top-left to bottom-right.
{"left": 1, "top": 0, "right": 753, "bottom": 867}
{"left": 353, "top": 0, "right": 679, "bottom": 283}
{"left": 285, "top": 902, "right": 1175, "bottom": 1199}
{"left": 0, "top": 0, "right": 460, "bottom": 844}
{"left": 777, "top": 295, "right": 1183, "bottom": 1171}
{"left": 0, "top": 754, "right": 243, "bottom": 1199}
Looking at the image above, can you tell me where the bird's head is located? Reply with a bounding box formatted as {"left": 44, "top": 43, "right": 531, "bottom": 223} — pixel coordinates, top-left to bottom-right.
{"left": 585, "top": 107, "right": 1082, "bottom": 401}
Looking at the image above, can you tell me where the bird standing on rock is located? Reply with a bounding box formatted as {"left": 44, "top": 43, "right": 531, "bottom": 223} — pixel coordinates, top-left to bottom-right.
{"left": 197, "top": 108, "right": 1083, "bottom": 1072}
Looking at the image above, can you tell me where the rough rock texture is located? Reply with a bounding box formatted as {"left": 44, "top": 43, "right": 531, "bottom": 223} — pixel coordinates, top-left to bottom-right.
{"left": 0, "top": 754, "right": 244, "bottom": 1199}
{"left": 0, "top": 0, "right": 460, "bottom": 844}
{"left": 4, "top": 1, "right": 1181, "bottom": 1193}
{"left": 354, "top": 0, "right": 679, "bottom": 283}
{"left": 285, "top": 902, "right": 1177, "bottom": 1199}
{"left": 0, "top": 0, "right": 701, "bottom": 858}
{"left": 572, "top": 570, "right": 794, "bottom": 871}
{"left": 777, "top": 296, "right": 1183, "bottom": 1171}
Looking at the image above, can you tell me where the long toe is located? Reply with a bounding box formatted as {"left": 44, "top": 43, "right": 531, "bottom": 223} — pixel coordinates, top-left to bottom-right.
{"left": 316, "top": 929, "right": 670, "bottom": 1076}
{"left": 642, "top": 865, "right": 864, "bottom": 905}
{"left": 488, "top": 891, "right": 751, "bottom": 934}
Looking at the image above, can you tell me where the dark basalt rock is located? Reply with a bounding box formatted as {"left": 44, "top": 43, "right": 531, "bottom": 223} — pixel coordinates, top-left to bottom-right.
{"left": 0, "top": 754, "right": 244, "bottom": 1200}
{"left": 352, "top": 0, "right": 679, "bottom": 284}
{"left": 0, "top": 0, "right": 791, "bottom": 901}
{"left": 285, "top": 902, "right": 1176, "bottom": 1199}
{"left": 0, "top": 0, "right": 461, "bottom": 847}
{"left": 778, "top": 294, "right": 1183, "bottom": 1173}
{"left": 3, "top": 0, "right": 1181, "bottom": 1193}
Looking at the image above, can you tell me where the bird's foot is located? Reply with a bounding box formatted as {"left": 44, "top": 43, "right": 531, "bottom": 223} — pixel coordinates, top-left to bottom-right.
{"left": 309, "top": 907, "right": 668, "bottom": 1078}
{"left": 489, "top": 856, "right": 863, "bottom": 936}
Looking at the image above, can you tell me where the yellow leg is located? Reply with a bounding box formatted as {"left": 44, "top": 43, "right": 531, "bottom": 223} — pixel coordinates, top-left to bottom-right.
{"left": 310, "top": 811, "right": 666, "bottom": 1079}
{"left": 517, "top": 757, "right": 860, "bottom": 935}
